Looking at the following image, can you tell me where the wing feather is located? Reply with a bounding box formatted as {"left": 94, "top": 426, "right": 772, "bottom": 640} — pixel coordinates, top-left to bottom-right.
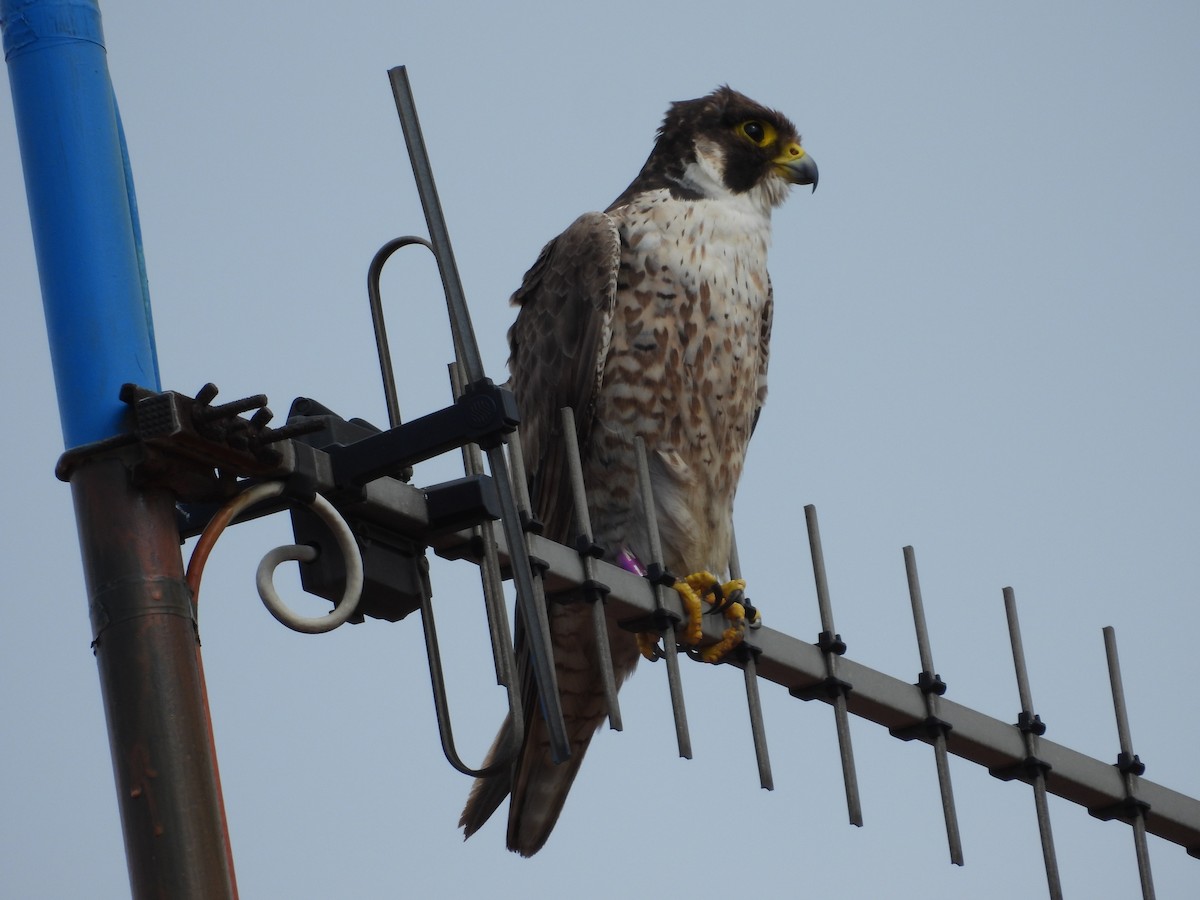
{"left": 507, "top": 211, "right": 621, "bottom": 540}
{"left": 751, "top": 277, "right": 774, "bottom": 437}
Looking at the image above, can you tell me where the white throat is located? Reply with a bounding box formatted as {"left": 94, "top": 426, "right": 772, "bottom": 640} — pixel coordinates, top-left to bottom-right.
{"left": 673, "top": 138, "right": 788, "bottom": 216}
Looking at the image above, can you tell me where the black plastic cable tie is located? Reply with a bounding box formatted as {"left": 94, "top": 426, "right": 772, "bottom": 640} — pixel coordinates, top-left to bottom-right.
{"left": 734, "top": 641, "right": 762, "bottom": 662}
{"left": 549, "top": 578, "right": 612, "bottom": 607}
{"left": 1116, "top": 751, "right": 1146, "bottom": 776}
{"left": 582, "top": 579, "right": 611, "bottom": 602}
{"left": 573, "top": 534, "right": 605, "bottom": 559}
{"left": 1090, "top": 795, "right": 1151, "bottom": 823}
{"left": 917, "top": 670, "right": 948, "bottom": 696}
{"left": 816, "top": 630, "right": 847, "bottom": 655}
{"left": 645, "top": 562, "right": 677, "bottom": 588}
{"left": 527, "top": 555, "right": 550, "bottom": 576}
{"left": 1016, "top": 710, "right": 1047, "bottom": 736}
{"left": 890, "top": 715, "right": 953, "bottom": 742}
{"left": 619, "top": 607, "right": 680, "bottom": 634}
{"left": 989, "top": 755, "right": 1052, "bottom": 783}
{"left": 519, "top": 510, "right": 544, "bottom": 535}
{"left": 790, "top": 675, "right": 853, "bottom": 702}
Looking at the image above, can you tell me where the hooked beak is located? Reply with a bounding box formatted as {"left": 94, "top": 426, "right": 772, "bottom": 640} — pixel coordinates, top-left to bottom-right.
{"left": 775, "top": 144, "right": 818, "bottom": 192}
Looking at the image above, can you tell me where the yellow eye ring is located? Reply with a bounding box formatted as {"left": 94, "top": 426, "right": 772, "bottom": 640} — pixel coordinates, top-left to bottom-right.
{"left": 738, "top": 119, "right": 776, "bottom": 148}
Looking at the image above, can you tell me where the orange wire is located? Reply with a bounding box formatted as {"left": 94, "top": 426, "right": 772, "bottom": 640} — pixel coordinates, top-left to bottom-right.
{"left": 183, "top": 481, "right": 284, "bottom": 899}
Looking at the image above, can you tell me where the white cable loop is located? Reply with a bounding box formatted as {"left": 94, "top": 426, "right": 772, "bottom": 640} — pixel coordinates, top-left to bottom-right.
{"left": 255, "top": 492, "right": 363, "bottom": 634}
{"left": 188, "top": 481, "right": 363, "bottom": 634}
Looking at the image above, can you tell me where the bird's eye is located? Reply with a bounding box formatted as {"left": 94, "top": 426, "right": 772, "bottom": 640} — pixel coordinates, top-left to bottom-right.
{"left": 738, "top": 120, "right": 775, "bottom": 148}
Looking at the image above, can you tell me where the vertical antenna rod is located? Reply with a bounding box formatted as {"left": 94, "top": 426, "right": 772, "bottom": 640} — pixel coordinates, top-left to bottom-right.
{"left": 1001, "top": 587, "right": 1063, "bottom": 899}
{"left": 450, "top": 364, "right": 518, "bottom": 693}
{"left": 387, "top": 65, "right": 569, "bottom": 762}
{"left": 729, "top": 532, "right": 774, "bottom": 790}
{"left": 902, "top": 546, "right": 963, "bottom": 866}
{"left": 561, "top": 407, "right": 623, "bottom": 731}
{"left": 802, "top": 505, "right": 863, "bottom": 826}
{"left": 3, "top": 1, "right": 235, "bottom": 895}
{"left": 1103, "top": 626, "right": 1157, "bottom": 900}
{"left": 635, "top": 436, "right": 693, "bottom": 758}
{"left": 388, "top": 66, "right": 482, "bottom": 378}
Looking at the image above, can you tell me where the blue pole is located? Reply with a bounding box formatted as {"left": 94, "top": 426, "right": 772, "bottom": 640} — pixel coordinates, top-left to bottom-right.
{"left": 2, "top": 0, "right": 160, "bottom": 450}
{"left": 3, "top": 5, "right": 237, "bottom": 895}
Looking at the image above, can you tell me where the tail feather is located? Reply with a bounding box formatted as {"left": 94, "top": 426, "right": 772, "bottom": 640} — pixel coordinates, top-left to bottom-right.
{"left": 459, "top": 715, "right": 515, "bottom": 839}
{"left": 460, "top": 603, "right": 639, "bottom": 854}
{"left": 505, "top": 713, "right": 591, "bottom": 856}
{"left": 459, "top": 705, "right": 597, "bottom": 856}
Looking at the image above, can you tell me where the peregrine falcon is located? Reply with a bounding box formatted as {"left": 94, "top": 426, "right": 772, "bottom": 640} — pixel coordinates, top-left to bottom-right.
{"left": 460, "top": 86, "right": 816, "bottom": 856}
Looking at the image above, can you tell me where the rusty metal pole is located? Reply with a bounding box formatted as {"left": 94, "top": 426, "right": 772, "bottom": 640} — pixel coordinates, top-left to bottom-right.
{"left": 3, "top": 1, "right": 236, "bottom": 895}
{"left": 72, "top": 454, "right": 237, "bottom": 898}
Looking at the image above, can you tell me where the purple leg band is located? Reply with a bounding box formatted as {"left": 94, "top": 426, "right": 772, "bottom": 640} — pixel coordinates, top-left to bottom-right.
{"left": 616, "top": 546, "right": 646, "bottom": 576}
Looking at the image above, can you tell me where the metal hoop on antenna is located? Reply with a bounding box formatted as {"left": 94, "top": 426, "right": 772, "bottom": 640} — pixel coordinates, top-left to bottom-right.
{"left": 367, "top": 235, "right": 435, "bottom": 429}
{"left": 370, "top": 65, "right": 571, "bottom": 766}
{"left": 366, "top": 242, "right": 523, "bottom": 778}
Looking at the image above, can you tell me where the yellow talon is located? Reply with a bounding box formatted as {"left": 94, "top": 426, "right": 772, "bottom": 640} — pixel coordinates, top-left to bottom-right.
{"left": 720, "top": 578, "right": 747, "bottom": 604}
{"left": 637, "top": 569, "right": 761, "bottom": 663}
{"left": 636, "top": 631, "right": 661, "bottom": 661}
{"left": 669, "top": 572, "right": 758, "bottom": 663}
{"left": 700, "top": 623, "right": 745, "bottom": 663}
{"left": 697, "top": 597, "right": 748, "bottom": 662}
{"left": 672, "top": 576, "right": 707, "bottom": 645}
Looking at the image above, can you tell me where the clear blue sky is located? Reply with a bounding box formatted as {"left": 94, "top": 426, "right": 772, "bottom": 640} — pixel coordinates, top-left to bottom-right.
{"left": 3, "top": 2, "right": 1198, "bottom": 897}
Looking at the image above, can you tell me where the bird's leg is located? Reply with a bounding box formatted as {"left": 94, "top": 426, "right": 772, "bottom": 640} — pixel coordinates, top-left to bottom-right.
{"left": 672, "top": 572, "right": 761, "bottom": 663}
{"left": 672, "top": 573, "right": 709, "bottom": 645}
{"left": 616, "top": 546, "right": 646, "bottom": 577}
{"left": 635, "top": 631, "right": 663, "bottom": 661}
{"left": 616, "top": 547, "right": 667, "bottom": 661}
{"left": 620, "top": 550, "right": 761, "bottom": 662}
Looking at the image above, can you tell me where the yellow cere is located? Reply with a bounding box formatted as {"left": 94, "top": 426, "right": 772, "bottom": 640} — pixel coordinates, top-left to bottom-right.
{"left": 774, "top": 142, "right": 806, "bottom": 164}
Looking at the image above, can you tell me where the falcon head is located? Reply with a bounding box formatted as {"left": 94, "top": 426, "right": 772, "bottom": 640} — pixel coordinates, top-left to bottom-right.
{"left": 610, "top": 85, "right": 817, "bottom": 210}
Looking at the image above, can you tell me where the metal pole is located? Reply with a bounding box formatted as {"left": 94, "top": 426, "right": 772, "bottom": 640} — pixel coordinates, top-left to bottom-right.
{"left": 903, "top": 546, "right": 963, "bottom": 865}
{"left": 2, "top": 0, "right": 159, "bottom": 448}
{"left": 73, "top": 456, "right": 237, "bottom": 898}
{"left": 387, "top": 65, "right": 570, "bottom": 762}
{"left": 561, "top": 407, "right": 623, "bottom": 731}
{"left": 1103, "top": 626, "right": 1157, "bottom": 900}
{"left": 635, "top": 436, "right": 693, "bottom": 759}
{"left": 803, "top": 505, "right": 863, "bottom": 826}
{"left": 729, "top": 531, "right": 773, "bottom": 790}
{"left": 1001, "top": 588, "right": 1063, "bottom": 900}
{"left": 3, "top": 2, "right": 235, "bottom": 895}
